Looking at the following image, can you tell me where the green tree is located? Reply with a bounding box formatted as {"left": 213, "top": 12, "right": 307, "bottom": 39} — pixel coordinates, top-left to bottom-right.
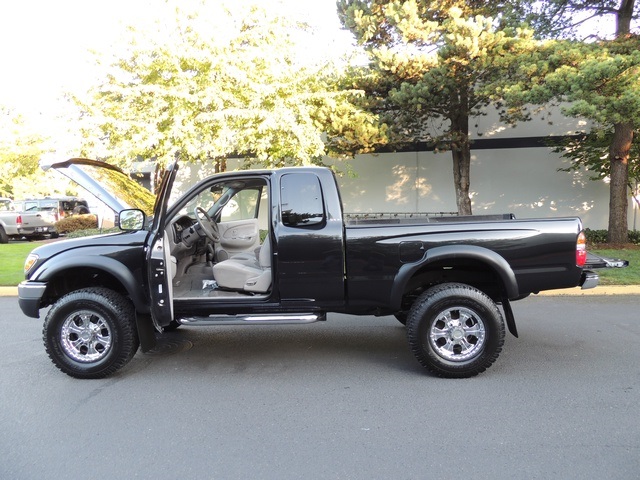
{"left": 73, "top": 3, "right": 384, "bottom": 172}
{"left": 502, "top": 1, "right": 640, "bottom": 243}
{"left": 560, "top": 0, "right": 638, "bottom": 244}
{"left": 555, "top": 128, "right": 640, "bottom": 185}
{"left": 0, "top": 107, "right": 55, "bottom": 199}
{"left": 524, "top": 0, "right": 638, "bottom": 39}
{"left": 556, "top": 37, "right": 640, "bottom": 244}
{"left": 337, "top": 1, "right": 537, "bottom": 215}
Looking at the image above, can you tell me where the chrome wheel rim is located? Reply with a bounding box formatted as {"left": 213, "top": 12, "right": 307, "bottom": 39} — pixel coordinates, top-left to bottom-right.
{"left": 429, "top": 307, "right": 486, "bottom": 362}
{"left": 60, "top": 311, "right": 112, "bottom": 363}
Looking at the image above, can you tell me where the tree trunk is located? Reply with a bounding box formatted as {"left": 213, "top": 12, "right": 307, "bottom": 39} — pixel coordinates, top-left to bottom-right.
{"left": 617, "top": 0, "right": 635, "bottom": 34}
{"left": 450, "top": 110, "right": 473, "bottom": 215}
{"left": 607, "top": 0, "right": 635, "bottom": 243}
{"left": 214, "top": 158, "right": 227, "bottom": 173}
{"left": 607, "top": 122, "right": 633, "bottom": 243}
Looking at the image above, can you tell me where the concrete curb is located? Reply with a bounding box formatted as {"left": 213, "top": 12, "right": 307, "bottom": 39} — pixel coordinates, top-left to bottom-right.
{"left": 536, "top": 285, "right": 640, "bottom": 296}
{"left": 1, "top": 285, "right": 638, "bottom": 298}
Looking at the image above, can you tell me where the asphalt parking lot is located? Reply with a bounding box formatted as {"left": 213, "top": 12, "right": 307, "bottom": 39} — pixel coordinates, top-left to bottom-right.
{"left": 1, "top": 294, "right": 639, "bottom": 479}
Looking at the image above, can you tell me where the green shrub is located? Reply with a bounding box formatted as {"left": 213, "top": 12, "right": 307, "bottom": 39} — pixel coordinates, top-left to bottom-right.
{"left": 65, "top": 227, "right": 120, "bottom": 238}
{"left": 585, "top": 228, "right": 640, "bottom": 246}
{"left": 55, "top": 214, "right": 99, "bottom": 233}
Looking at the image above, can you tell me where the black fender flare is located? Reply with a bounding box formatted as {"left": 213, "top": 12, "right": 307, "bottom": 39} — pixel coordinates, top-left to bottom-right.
{"left": 32, "top": 254, "right": 150, "bottom": 314}
{"left": 389, "top": 244, "right": 520, "bottom": 310}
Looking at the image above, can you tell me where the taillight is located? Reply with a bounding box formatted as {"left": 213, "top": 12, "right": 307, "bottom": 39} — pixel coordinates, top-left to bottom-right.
{"left": 16, "top": 215, "right": 22, "bottom": 227}
{"left": 576, "top": 231, "right": 587, "bottom": 267}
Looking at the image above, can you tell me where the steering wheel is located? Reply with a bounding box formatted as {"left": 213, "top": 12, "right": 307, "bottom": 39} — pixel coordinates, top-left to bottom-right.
{"left": 194, "top": 206, "right": 220, "bottom": 242}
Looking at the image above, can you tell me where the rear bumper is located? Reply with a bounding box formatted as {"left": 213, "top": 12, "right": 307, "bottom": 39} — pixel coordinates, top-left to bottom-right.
{"left": 580, "top": 270, "right": 599, "bottom": 290}
{"left": 18, "top": 281, "right": 47, "bottom": 318}
{"left": 18, "top": 226, "right": 56, "bottom": 236}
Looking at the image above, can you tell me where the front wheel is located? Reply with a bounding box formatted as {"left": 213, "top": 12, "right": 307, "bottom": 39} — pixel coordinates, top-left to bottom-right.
{"left": 407, "top": 283, "right": 505, "bottom": 378}
{"left": 43, "top": 288, "right": 140, "bottom": 379}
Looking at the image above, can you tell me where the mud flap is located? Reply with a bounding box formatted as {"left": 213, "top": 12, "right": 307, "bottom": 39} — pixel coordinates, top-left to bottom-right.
{"left": 501, "top": 298, "right": 518, "bottom": 338}
{"left": 136, "top": 314, "right": 158, "bottom": 353}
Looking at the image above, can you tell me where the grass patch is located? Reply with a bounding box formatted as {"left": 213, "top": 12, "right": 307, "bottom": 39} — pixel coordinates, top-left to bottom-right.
{"left": 0, "top": 241, "right": 46, "bottom": 286}
{"left": 590, "top": 248, "right": 640, "bottom": 286}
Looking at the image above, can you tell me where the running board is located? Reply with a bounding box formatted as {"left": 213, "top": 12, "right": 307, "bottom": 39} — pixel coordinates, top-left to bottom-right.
{"left": 178, "top": 312, "right": 326, "bottom": 326}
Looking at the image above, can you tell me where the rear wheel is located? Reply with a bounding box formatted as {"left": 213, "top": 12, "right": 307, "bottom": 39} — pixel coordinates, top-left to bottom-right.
{"left": 407, "top": 283, "right": 505, "bottom": 378}
{"left": 43, "top": 287, "right": 139, "bottom": 379}
{"left": 0, "top": 226, "right": 8, "bottom": 244}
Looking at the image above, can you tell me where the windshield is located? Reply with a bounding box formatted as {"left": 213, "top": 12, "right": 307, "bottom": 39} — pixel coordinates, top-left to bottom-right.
{"left": 177, "top": 184, "right": 231, "bottom": 218}
{"left": 72, "top": 163, "right": 156, "bottom": 216}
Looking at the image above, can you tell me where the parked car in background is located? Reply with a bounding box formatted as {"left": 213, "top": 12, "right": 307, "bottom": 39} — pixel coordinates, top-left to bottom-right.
{"left": 1, "top": 196, "right": 90, "bottom": 242}
{"left": 17, "top": 196, "right": 90, "bottom": 219}
{"left": 0, "top": 197, "right": 60, "bottom": 242}
{"left": 0, "top": 198, "right": 13, "bottom": 210}
{"left": 0, "top": 197, "right": 19, "bottom": 243}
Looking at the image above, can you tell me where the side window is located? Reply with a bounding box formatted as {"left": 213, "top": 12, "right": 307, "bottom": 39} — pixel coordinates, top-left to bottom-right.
{"left": 220, "top": 188, "right": 261, "bottom": 222}
{"left": 23, "top": 201, "right": 39, "bottom": 212}
{"left": 40, "top": 200, "right": 58, "bottom": 212}
{"left": 280, "top": 173, "right": 325, "bottom": 228}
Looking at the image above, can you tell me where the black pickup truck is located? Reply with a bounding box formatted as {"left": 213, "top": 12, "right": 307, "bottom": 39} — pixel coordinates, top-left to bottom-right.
{"left": 19, "top": 158, "right": 600, "bottom": 379}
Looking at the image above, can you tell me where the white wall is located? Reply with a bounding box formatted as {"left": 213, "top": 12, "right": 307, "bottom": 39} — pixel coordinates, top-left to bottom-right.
{"left": 179, "top": 149, "right": 632, "bottom": 230}
{"left": 173, "top": 106, "right": 638, "bottom": 230}
{"left": 328, "top": 148, "right": 625, "bottom": 230}
{"left": 329, "top": 152, "right": 456, "bottom": 214}
{"left": 323, "top": 106, "right": 637, "bottom": 230}
{"left": 470, "top": 147, "right": 612, "bottom": 228}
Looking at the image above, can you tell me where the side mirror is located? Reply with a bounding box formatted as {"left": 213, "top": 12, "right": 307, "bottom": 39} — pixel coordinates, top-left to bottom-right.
{"left": 118, "top": 209, "right": 145, "bottom": 231}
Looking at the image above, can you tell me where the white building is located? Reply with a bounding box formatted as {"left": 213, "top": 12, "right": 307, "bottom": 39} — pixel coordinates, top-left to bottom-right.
{"left": 167, "top": 109, "right": 640, "bottom": 231}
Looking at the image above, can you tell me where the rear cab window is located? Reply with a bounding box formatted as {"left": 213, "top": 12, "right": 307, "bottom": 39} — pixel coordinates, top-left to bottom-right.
{"left": 280, "top": 173, "right": 325, "bottom": 228}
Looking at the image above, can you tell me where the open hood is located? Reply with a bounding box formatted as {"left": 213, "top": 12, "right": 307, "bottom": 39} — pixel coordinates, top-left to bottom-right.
{"left": 40, "top": 157, "right": 157, "bottom": 215}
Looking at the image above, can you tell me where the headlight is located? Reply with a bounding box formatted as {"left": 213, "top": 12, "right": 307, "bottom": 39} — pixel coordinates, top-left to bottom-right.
{"left": 24, "top": 254, "right": 39, "bottom": 274}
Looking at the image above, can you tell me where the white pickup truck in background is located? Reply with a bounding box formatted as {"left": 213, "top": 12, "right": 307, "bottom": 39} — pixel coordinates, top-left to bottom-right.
{"left": 0, "top": 197, "right": 68, "bottom": 243}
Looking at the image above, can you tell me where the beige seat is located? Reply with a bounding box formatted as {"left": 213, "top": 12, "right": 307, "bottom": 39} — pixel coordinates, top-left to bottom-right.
{"left": 228, "top": 247, "right": 261, "bottom": 264}
{"left": 212, "top": 236, "right": 272, "bottom": 293}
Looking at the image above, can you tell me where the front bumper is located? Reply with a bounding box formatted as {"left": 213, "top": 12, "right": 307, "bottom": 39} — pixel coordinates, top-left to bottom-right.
{"left": 580, "top": 270, "right": 599, "bottom": 290}
{"left": 18, "top": 281, "right": 47, "bottom": 318}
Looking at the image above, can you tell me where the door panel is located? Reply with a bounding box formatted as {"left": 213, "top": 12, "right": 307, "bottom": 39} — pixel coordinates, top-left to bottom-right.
{"left": 147, "top": 232, "right": 174, "bottom": 328}
{"left": 147, "top": 162, "right": 178, "bottom": 328}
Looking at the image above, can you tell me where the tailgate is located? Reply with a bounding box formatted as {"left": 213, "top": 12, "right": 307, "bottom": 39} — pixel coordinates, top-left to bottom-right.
{"left": 21, "top": 212, "right": 57, "bottom": 227}
{"left": 585, "top": 252, "right": 629, "bottom": 269}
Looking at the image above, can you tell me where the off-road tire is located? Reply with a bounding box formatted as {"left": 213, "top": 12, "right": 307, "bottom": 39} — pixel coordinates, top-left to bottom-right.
{"left": 43, "top": 287, "right": 139, "bottom": 379}
{"left": 407, "top": 282, "right": 505, "bottom": 378}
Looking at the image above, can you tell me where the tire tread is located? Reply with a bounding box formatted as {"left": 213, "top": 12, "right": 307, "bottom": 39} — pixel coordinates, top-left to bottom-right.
{"left": 43, "top": 287, "right": 139, "bottom": 379}
{"left": 406, "top": 282, "right": 505, "bottom": 378}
